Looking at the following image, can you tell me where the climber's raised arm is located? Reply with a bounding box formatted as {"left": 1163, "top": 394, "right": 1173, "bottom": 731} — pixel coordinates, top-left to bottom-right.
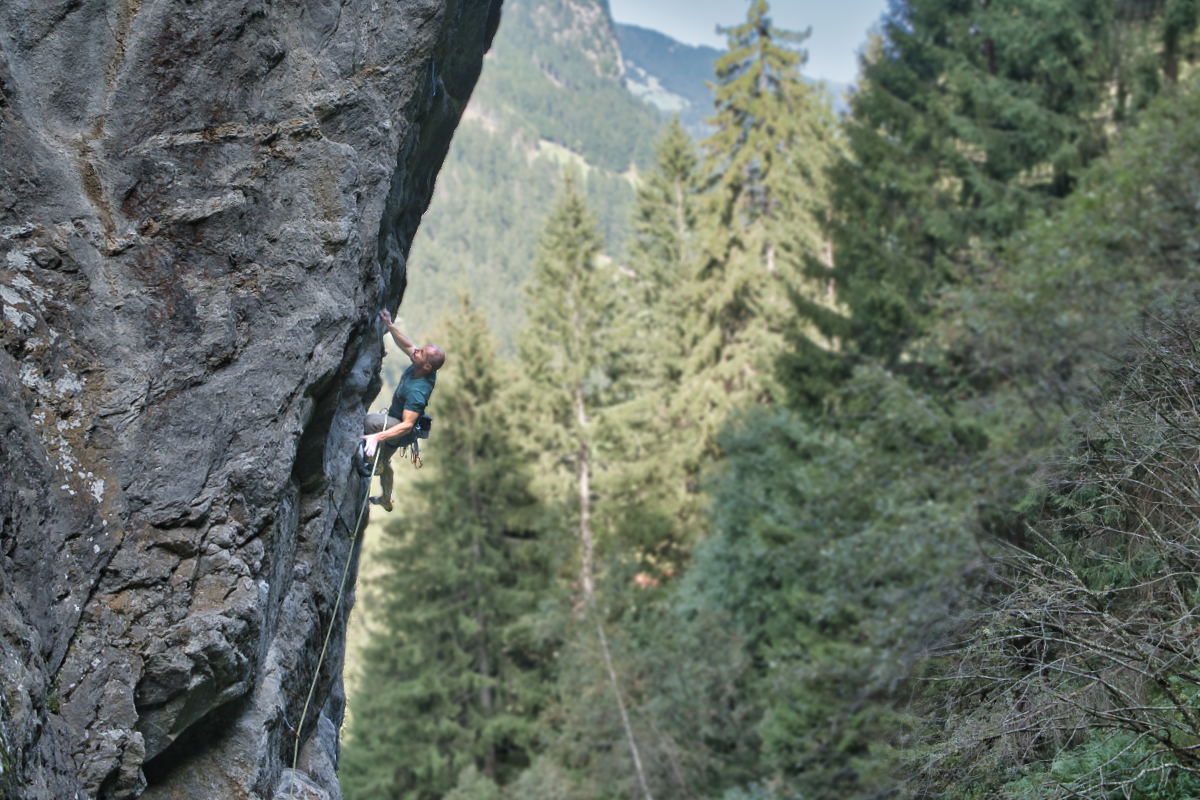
{"left": 378, "top": 310, "right": 417, "bottom": 360}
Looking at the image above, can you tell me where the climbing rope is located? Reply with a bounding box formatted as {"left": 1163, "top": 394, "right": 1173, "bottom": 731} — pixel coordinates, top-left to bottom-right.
{"left": 286, "top": 440, "right": 382, "bottom": 800}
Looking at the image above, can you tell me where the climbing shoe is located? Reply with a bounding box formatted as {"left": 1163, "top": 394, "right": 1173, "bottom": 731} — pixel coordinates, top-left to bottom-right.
{"left": 353, "top": 440, "right": 373, "bottom": 478}
{"left": 369, "top": 496, "right": 394, "bottom": 513}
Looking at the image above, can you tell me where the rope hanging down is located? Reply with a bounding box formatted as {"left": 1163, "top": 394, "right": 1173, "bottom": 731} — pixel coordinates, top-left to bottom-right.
{"left": 286, "top": 440, "right": 382, "bottom": 800}
{"left": 286, "top": 318, "right": 429, "bottom": 797}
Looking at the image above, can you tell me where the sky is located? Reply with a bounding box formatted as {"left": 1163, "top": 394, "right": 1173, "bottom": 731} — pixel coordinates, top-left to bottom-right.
{"left": 607, "top": 0, "right": 890, "bottom": 85}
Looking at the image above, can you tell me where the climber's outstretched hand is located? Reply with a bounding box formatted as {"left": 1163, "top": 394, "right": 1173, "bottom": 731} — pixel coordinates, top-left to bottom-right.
{"left": 361, "top": 432, "right": 382, "bottom": 458}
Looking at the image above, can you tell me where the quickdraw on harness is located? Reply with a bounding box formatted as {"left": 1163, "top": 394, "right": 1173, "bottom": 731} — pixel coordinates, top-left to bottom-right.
{"left": 403, "top": 414, "right": 433, "bottom": 468}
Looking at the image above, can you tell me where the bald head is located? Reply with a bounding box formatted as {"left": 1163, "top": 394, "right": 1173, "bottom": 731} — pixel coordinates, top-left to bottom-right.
{"left": 427, "top": 345, "right": 446, "bottom": 371}
{"left": 411, "top": 344, "right": 445, "bottom": 376}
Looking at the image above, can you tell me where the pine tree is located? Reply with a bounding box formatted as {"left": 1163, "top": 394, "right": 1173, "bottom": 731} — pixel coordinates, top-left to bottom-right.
{"left": 647, "top": 0, "right": 838, "bottom": 503}
{"left": 601, "top": 119, "right": 708, "bottom": 570}
{"left": 339, "top": 300, "right": 552, "bottom": 800}
{"left": 683, "top": 376, "right": 980, "bottom": 800}
{"left": 626, "top": 115, "right": 702, "bottom": 378}
{"left": 518, "top": 172, "right": 621, "bottom": 588}
{"left": 517, "top": 174, "right": 655, "bottom": 800}
{"left": 703, "top": 0, "right": 837, "bottom": 286}
{"left": 601, "top": 7, "right": 843, "bottom": 571}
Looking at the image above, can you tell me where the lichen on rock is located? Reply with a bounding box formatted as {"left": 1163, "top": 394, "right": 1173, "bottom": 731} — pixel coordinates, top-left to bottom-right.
{"left": 0, "top": 0, "right": 502, "bottom": 797}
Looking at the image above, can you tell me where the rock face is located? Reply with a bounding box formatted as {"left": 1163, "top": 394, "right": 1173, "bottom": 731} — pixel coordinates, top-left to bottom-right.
{"left": 0, "top": 0, "right": 500, "bottom": 796}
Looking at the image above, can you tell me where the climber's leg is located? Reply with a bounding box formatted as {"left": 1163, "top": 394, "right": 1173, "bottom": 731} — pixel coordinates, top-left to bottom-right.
{"left": 373, "top": 457, "right": 395, "bottom": 512}
{"left": 364, "top": 413, "right": 400, "bottom": 512}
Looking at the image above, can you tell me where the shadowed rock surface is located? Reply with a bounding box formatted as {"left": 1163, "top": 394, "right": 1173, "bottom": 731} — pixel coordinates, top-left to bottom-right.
{"left": 0, "top": 0, "right": 500, "bottom": 796}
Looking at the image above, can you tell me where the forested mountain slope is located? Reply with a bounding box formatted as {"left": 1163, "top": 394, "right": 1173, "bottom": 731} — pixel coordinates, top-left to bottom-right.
{"left": 395, "top": 0, "right": 661, "bottom": 353}
{"left": 616, "top": 21, "right": 850, "bottom": 132}
{"left": 393, "top": 1, "right": 849, "bottom": 357}
{"left": 615, "top": 23, "right": 724, "bottom": 136}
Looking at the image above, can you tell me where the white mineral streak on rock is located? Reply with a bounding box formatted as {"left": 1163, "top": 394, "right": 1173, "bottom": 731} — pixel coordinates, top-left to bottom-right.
{"left": 0, "top": 284, "right": 26, "bottom": 306}
{"left": 18, "top": 363, "right": 49, "bottom": 393}
{"left": 3, "top": 304, "right": 35, "bottom": 330}
{"left": 5, "top": 249, "right": 31, "bottom": 271}
{"left": 53, "top": 372, "right": 84, "bottom": 398}
{"left": 164, "top": 190, "right": 247, "bottom": 224}
{"left": 0, "top": 223, "right": 36, "bottom": 239}
{"left": 11, "top": 274, "right": 49, "bottom": 306}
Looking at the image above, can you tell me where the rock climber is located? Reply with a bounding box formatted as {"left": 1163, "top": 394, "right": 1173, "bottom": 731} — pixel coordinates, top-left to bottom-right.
{"left": 361, "top": 309, "right": 445, "bottom": 512}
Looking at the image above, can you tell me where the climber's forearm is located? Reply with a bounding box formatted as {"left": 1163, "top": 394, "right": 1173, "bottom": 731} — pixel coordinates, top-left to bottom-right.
{"left": 387, "top": 324, "right": 415, "bottom": 358}
{"left": 377, "top": 418, "right": 414, "bottom": 441}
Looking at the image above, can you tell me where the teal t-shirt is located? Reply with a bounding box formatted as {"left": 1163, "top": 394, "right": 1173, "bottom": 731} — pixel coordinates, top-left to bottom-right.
{"left": 388, "top": 364, "right": 436, "bottom": 423}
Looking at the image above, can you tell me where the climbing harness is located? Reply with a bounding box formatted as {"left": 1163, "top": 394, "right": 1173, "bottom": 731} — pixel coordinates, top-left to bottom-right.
{"left": 351, "top": 411, "right": 433, "bottom": 475}
{"left": 399, "top": 415, "right": 433, "bottom": 469}
{"left": 285, "top": 441, "right": 381, "bottom": 800}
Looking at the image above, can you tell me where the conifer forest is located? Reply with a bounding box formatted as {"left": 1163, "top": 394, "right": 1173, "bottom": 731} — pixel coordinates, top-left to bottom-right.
{"left": 339, "top": 0, "right": 1200, "bottom": 797}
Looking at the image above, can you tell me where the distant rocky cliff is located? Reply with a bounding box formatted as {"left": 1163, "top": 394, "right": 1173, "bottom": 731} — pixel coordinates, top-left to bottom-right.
{"left": 0, "top": 0, "right": 499, "bottom": 796}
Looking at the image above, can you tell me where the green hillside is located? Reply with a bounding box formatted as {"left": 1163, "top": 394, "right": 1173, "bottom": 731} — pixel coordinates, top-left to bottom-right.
{"left": 615, "top": 22, "right": 723, "bottom": 137}
{"left": 395, "top": 0, "right": 661, "bottom": 354}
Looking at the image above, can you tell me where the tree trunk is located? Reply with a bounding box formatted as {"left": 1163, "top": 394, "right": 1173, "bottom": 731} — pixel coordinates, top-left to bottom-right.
{"left": 576, "top": 385, "right": 596, "bottom": 603}
{"left": 1165, "top": 40, "right": 1180, "bottom": 83}
{"left": 467, "top": 449, "right": 496, "bottom": 779}
{"left": 674, "top": 176, "right": 688, "bottom": 278}
{"left": 824, "top": 207, "right": 836, "bottom": 304}
{"left": 574, "top": 383, "right": 653, "bottom": 800}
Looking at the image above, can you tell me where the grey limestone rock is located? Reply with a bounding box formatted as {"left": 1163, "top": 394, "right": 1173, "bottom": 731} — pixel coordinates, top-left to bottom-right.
{"left": 0, "top": 0, "right": 501, "bottom": 796}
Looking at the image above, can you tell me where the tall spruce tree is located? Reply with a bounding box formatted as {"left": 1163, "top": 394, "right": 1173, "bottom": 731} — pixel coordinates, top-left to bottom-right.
{"left": 675, "top": 0, "right": 838, "bottom": 440}
{"left": 601, "top": 119, "right": 708, "bottom": 570}
{"left": 599, "top": 5, "right": 842, "bottom": 574}
{"left": 702, "top": 0, "right": 837, "bottom": 284}
{"left": 339, "top": 301, "right": 552, "bottom": 800}
{"left": 518, "top": 172, "right": 617, "bottom": 545}
{"left": 626, "top": 115, "right": 702, "bottom": 377}
{"left": 516, "top": 175, "right": 656, "bottom": 799}
{"left": 693, "top": 0, "right": 837, "bottom": 390}
{"left": 615, "top": 0, "right": 838, "bottom": 547}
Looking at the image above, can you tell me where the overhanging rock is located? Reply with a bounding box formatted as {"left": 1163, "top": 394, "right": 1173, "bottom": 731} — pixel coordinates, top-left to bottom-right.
{"left": 0, "top": 0, "right": 501, "bottom": 796}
